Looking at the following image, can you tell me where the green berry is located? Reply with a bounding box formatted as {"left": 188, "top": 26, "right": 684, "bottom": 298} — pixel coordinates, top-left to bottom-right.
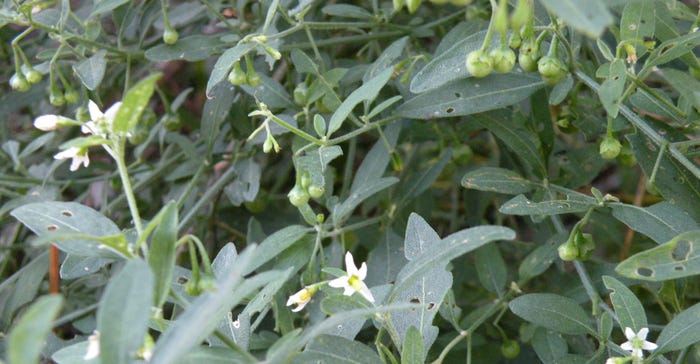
{"left": 599, "top": 137, "right": 622, "bottom": 160}
{"left": 246, "top": 68, "right": 261, "bottom": 86}
{"left": 558, "top": 242, "right": 578, "bottom": 261}
{"left": 288, "top": 185, "right": 310, "bottom": 207}
{"left": 24, "top": 68, "right": 42, "bottom": 84}
{"left": 163, "top": 28, "right": 179, "bottom": 45}
{"left": 308, "top": 184, "right": 325, "bottom": 198}
{"left": 500, "top": 339, "right": 520, "bottom": 359}
{"left": 263, "top": 137, "right": 273, "bottom": 153}
{"left": 452, "top": 145, "right": 473, "bottom": 165}
{"left": 293, "top": 83, "right": 308, "bottom": 105}
{"left": 63, "top": 89, "right": 79, "bottom": 104}
{"left": 466, "top": 50, "right": 492, "bottom": 78}
{"left": 537, "top": 56, "right": 567, "bottom": 85}
{"left": 228, "top": 62, "right": 247, "bottom": 86}
{"left": 489, "top": 48, "right": 516, "bottom": 73}
{"left": 518, "top": 40, "right": 540, "bottom": 72}
{"left": 9, "top": 73, "right": 30, "bottom": 92}
{"left": 49, "top": 91, "right": 65, "bottom": 106}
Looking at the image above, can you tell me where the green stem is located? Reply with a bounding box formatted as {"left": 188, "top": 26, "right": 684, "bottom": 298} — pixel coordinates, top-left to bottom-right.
{"left": 114, "top": 140, "right": 144, "bottom": 237}
{"left": 178, "top": 162, "right": 239, "bottom": 231}
{"left": 649, "top": 140, "right": 668, "bottom": 184}
{"left": 267, "top": 113, "right": 324, "bottom": 145}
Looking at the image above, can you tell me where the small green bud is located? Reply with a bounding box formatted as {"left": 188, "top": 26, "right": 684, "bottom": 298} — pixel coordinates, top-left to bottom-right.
{"left": 247, "top": 68, "right": 261, "bottom": 86}
{"left": 228, "top": 62, "right": 247, "bottom": 86}
{"left": 263, "top": 136, "right": 274, "bottom": 153}
{"left": 518, "top": 39, "right": 540, "bottom": 72}
{"left": 466, "top": 50, "right": 492, "bottom": 78}
{"left": 293, "top": 83, "right": 308, "bottom": 105}
{"left": 599, "top": 136, "right": 622, "bottom": 159}
{"left": 500, "top": 339, "right": 520, "bottom": 359}
{"left": 163, "top": 27, "right": 179, "bottom": 45}
{"left": 75, "top": 106, "right": 90, "bottom": 122}
{"left": 308, "top": 184, "right": 325, "bottom": 198}
{"left": 63, "top": 89, "right": 79, "bottom": 104}
{"left": 508, "top": 32, "right": 522, "bottom": 49}
{"left": 49, "top": 91, "right": 65, "bottom": 106}
{"left": 128, "top": 124, "right": 149, "bottom": 145}
{"left": 406, "top": 0, "right": 421, "bottom": 14}
{"left": 162, "top": 113, "right": 182, "bottom": 131}
{"left": 558, "top": 242, "right": 578, "bottom": 261}
{"left": 489, "top": 47, "right": 516, "bottom": 73}
{"left": 452, "top": 145, "right": 473, "bottom": 165}
{"left": 24, "top": 68, "right": 42, "bottom": 84}
{"left": 9, "top": 73, "right": 30, "bottom": 92}
{"left": 537, "top": 56, "right": 567, "bottom": 84}
{"left": 300, "top": 172, "right": 312, "bottom": 189}
{"left": 184, "top": 280, "right": 201, "bottom": 296}
{"left": 288, "top": 185, "right": 310, "bottom": 207}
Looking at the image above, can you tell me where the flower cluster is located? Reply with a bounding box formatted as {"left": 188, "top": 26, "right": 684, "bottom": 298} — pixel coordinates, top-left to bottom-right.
{"left": 286, "top": 251, "right": 374, "bottom": 313}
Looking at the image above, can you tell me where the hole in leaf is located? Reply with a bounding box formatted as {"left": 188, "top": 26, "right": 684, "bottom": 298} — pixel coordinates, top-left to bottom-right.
{"left": 445, "top": 107, "right": 455, "bottom": 113}
{"left": 613, "top": 76, "right": 620, "bottom": 80}
{"left": 61, "top": 210, "right": 73, "bottom": 217}
{"left": 674, "top": 265, "right": 685, "bottom": 271}
{"left": 637, "top": 267, "right": 654, "bottom": 277}
{"left": 672, "top": 240, "right": 691, "bottom": 261}
{"left": 410, "top": 297, "right": 420, "bottom": 304}
{"left": 427, "top": 302, "right": 436, "bottom": 310}
{"left": 177, "top": 276, "right": 189, "bottom": 284}
{"left": 455, "top": 92, "right": 462, "bottom": 98}
{"left": 47, "top": 225, "right": 58, "bottom": 231}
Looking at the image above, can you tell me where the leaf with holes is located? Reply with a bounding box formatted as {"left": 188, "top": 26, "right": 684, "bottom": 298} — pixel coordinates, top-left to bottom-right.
{"left": 598, "top": 59, "right": 627, "bottom": 117}
{"left": 610, "top": 201, "right": 698, "bottom": 244}
{"left": 615, "top": 230, "right": 700, "bottom": 281}
{"left": 398, "top": 73, "right": 544, "bottom": 119}
{"left": 11, "top": 202, "right": 123, "bottom": 258}
{"left": 603, "top": 276, "right": 647, "bottom": 333}
{"left": 620, "top": 0, "right": 655, "bottom": 55}
{"left": 499, "top": 194, "right": 596, "bottom": 216}
{"left": 509, "top": 293, "right": 596, "bottom": 336}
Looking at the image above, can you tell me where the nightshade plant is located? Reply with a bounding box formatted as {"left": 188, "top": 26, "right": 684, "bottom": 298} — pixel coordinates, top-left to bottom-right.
{"left": 1, "top": 0, "right": 700, "bottom": 363}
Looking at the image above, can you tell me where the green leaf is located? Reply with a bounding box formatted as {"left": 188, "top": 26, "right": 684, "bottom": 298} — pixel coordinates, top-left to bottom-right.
{"left": 224, "top": 158, "right": 261, "bottom": 206}
{"left": 398, "top": 73, "right": 545, "bottom": 119}
{"left": 409, "top": 30, "right": 505, "bottom": 93}
{"left": 628, "top": 133, "right": 700, "bottom": 221}
{"left": 97, "top": 259, "right": 154, "bottom": 364}
{"left": 519, "top": 232, "right": 565, "bottom": 281}
{"left": 327, "top": 67, "right": 393, "bottom": 136}
{"left": 245, "top": 225, "right": 311, "bottom": 274}
{"left": 472, "top": 111, "right": 547, "bottom": 178}
{"left": 474, "top": 244, "right": 507, "bottom": 297}
{"left": 538, "top": 0, "right": 613, "bottom": 38}
{"left": 148, "top": 201, "right": 178, "bottom": 307}
{"left": 620, "top": 0, "right": 655, "bottom": 55}
{"left": 241, "top": 74, "right": 295, "bottom": 110}
{"left": 401, "top": 326, "right": 424, "bottom": 364}
{"left": 644, "top": 29, "right": 700, "bottom": 70}
{"left": 598, "top": 59, "right": 627, "bottom": 117}
{"left": 499, "top": 194, "right": 595, "bottom": 216}
{"left": 145, "top": 35, "right": 224, "bottom": 62}
{"left": 655, "top": 300, "right": 700, "bottom": 354}
{"left": 509, "top": 293, "right": 596, "bottom": 336}
{"left": 461, "top": 167, "right": 536, "bottom": 194}
{"left": 113, "top": 73, "right": 161, "bottom": 133}
{"left": 332, "top": 177, "right": 398, "bottom": 226}
{"left": 394, "top": 225, "right": 515, "bottom": 295}
{"left": 1, "top": 252, "right": 48, "bottom": 327}
{"left": 404, "top": 213, "right": 441, "bottom": 260}
{"left": 397, "top": 149, "right": 452, "bottom": 205}
{"left": 90, "top": 0, "right": 129, "bottom": 17}
{"left": 290, "top": 49, "right": 318, "bottom": 75}
{"left": 351, "top": 122, "right": 400, "bottom": 193}
{"left": 660, "top": 68, "right": 700, "bottom": 110}
{"left": 60, "top": 255, "right": 113, "bottom": 279}
{"left": 615, "top": 230, "right": 700, "bottom": 281}
{"left": 297, "top": 146, "right": 343, "bottom": 191}
{"left": 174, "top": 347, "right": 256, "bottom": 364}
{"left": 7, "top": 295, "right": 63, "bottom": 364}
{"left": 201, "top": 84, "right": 235, "bottom": 156}
{"left": 73, "top": 50, "right": 107, "bottom": 91}
{"left": 531, "top": 328, "right": 568, "bottom": 364}
{"left": 11, "top": 202, "right": 123, "bottom": 258}
{"left": 653, "top": 1, "right": 700, "bottom": 69}
{"left": 206, "top": 42, "right": 256, "bottom": 96}
{"left": 602, "top": 276, "right": 647, "bottom": 333}
{"left": 322, "top": 4, "right": 372, "bottom": 19}
{"left": 293, "top": 334, "right": 382, "bottom": 364}
{"left": 549, "top": 74, "right": 574, "bottom": 105}
{"left": 610, "top": 202, "right": 698, "bottom": 244}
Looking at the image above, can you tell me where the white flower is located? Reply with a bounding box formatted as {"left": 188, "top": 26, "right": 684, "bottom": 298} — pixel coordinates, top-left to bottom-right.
{"left": 82, "top": 99, "right": 121, "bottom": 137}
{"left": 328, "top": 251, "right": 375, "bottom": 303}
{"left": 54, "top": 147, "right": 89, "bottom": 171}
{"left": 620, "top": 327, "right": 658, "bottom": 359}
{"left": 286, "top": 287, "right": 313, "bottom": 312}
{"left": 83, "top": 330, "right": 100, "bottom": 360}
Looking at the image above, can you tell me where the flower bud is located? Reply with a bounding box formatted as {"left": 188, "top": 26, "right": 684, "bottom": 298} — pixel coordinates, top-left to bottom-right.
{"left": 24, "top": 68, "right": 42, "bottom": 84}
{"left": 489, "top": 47, "right": 516, "bottom": 73}
{"left": 308, "top": 184, "right": 325, "bottom": 198}
{"left": 228, "top": 62, "right": 247, "bottom": 86}
{"left": 288, "top": 185, "right": 310, "bottom": 207}
{"left": 63, "top": 89, "right": 79, "bottom": 104}
{"left": 558, "top": 242, "right": 578, "bottom": 261}
{"left": 9, "top": 73, "right": 30, "bottom": 92}
{"left": 49, "top": 91, "right": 65, "bottom": 106}
{"left": 246, "top": 68, "right": 261, "bottom": 86}
{"left": 466, "top": 50, "right": 492, "bottom": 78}
{"left": 163, "top": 27, "right": 179, "bottom": 45}
{"left": 599, "top": 136, "right": 622, "bottom": 159}
{"left": 293, "top": 83, "right": 308, "bottom": 105}
{"left": 537, "top": 56, "right": 567, "bottom": 84}
{"left": 517, "top": 39, "right": 540, "bottom": 72}
{"left": 501, "top": 339, "right": 521, "bottom": 359}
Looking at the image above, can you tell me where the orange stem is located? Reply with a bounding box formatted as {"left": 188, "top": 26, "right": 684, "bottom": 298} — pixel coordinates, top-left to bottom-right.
{"left": 49, "top": 245, "right": 59, "bottom": 294}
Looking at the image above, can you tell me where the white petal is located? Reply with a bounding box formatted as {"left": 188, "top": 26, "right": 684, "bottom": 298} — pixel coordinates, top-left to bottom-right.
{"left": 357, "top": 282, "right": 375, "bottom": 303}
{"left": 54, "top": 147, "right": 78, "bottom": 160}
{"left": 620, "top": 342, "right": 633, "bottom": 351}
{"left": 624, "top": 327, "right": 636, "bottom": 340}
{"left": 642, "top": 341, "right": 658, "bottom": 351}
{"left": 88, "top": 100, "right": 103, "bottom": 121}
{"left": 637, "top": 327, "right": 649, "bottom": 340}
{"left": 328, "top": 276, "right": 349, "bottom": 289}
{"left": 34, "top": 115, "right": 58, "bottom": 131}
{"left": 69, "top": 157, "right": 82, "bottom": 171}
{"left": 632, "top": 348, "right": 644, "bottom": 358}
{"left": 357, "top": 262, "right": 367, "bottom": 280}
{"left": 286, "top": 296, "right": 295, "bottom": 306}
{"left": 103, "top": 102, "right": 122, "bottom": 124}
{"left": 291, "top": 302, "right": 307, "bottom": 312}
{"left": 345, "top": 251, "right": 359, "bottom": 276}
{"left": 342, "top": 285, "right": 355, "bottom": 296}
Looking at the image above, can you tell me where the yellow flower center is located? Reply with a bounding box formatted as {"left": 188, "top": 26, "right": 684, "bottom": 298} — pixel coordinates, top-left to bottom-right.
{"left": 348, "top": 275, "right": 363, "bottom": 291}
